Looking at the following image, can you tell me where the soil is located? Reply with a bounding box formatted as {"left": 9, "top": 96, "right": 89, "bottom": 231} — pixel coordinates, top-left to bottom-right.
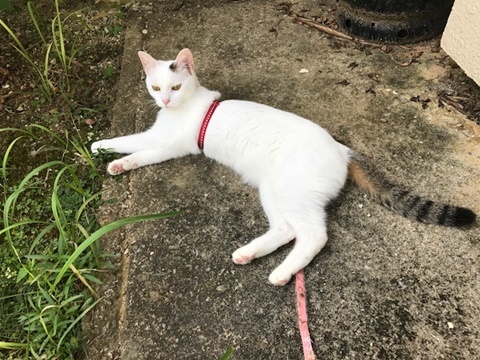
{"left": 0, "top": 0, "right": 126, "bottom": 175}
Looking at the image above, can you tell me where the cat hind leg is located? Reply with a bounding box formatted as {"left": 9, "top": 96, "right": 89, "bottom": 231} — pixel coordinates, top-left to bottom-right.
{"left": 268, "top": 222, "right": 328, "bottom": 286}
{"left": 232, "top": 224, "right": 294, "bottom": 264}
{"left": 232, "top": 184, "right": 295, "bottom": 265}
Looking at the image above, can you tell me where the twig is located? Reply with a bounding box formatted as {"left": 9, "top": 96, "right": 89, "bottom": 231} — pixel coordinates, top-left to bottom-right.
{"left": 290, "top": 12, "right": 384, "bottom": 48}
{"left": 90, "top": 10, "right": 116, "bottom": 22}
{"left": 292, "top": 15, "right": 353, "bottom": 41}
{"left": 0, "top": 91, "right": 14, "bottom": 100}
{"left": 439, "top": 94, "right": 467, "bottom": 115}
{"left": 69, "top": 264, "right": 100, "bottom": 299}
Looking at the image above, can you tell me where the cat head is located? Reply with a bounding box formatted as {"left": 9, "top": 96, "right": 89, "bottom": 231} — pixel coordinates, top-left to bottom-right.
{"left": 138, "top": 48, "right": 199, "bottom": 109}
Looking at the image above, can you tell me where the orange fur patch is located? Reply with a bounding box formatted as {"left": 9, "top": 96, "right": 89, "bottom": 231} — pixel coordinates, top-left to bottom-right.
{"left": 348, "top": 161, "right": 378, "bottom": 196}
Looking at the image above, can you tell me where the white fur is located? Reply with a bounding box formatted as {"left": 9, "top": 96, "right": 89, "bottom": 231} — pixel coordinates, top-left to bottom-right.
{"left": 91, "top": 49, "right": 352, "bottom": 286}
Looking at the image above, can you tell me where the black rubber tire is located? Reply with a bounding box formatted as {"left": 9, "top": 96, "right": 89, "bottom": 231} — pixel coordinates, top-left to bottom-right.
{"left": 336, "top": 0, "right": 454, "bottom": 44}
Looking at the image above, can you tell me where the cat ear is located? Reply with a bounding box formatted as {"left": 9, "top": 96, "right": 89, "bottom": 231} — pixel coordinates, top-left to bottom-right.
{"left": 174, "top": 48, "right": 194, "bottom": 74}
{"left": 138, "top": 51, "right": 158, "bottom": 74}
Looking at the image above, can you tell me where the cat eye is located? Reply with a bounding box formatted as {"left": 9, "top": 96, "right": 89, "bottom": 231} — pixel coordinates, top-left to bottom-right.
{"left": 151, "top": 85, "right": 161, "bottom": 91}
{"left": 172, "top": 84, "right": 182, "bottom": 91}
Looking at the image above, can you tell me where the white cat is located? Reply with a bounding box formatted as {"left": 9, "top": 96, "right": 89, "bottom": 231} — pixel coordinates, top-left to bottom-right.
{"left": 91, "top": 48, "right": 476, "bottom": 286}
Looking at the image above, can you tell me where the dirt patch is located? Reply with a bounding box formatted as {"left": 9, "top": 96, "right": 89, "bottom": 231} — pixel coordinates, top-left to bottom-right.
{"left": 0, "top": 1, "right": 126, "bottom": 150}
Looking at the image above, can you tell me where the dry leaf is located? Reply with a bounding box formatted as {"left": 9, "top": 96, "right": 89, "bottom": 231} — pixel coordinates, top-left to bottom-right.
{"left": 347, "top": 62, "right": 358, "bottom": 69}
{"left": 335, "top": 79, "right": 350, "bottom": 86}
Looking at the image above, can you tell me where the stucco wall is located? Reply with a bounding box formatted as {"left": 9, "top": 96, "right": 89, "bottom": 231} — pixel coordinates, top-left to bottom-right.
{"left": 441, "top": 0, "right": 480, "bottom": 86}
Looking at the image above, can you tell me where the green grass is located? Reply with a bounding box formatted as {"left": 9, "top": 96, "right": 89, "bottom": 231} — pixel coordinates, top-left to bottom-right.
{"left": 220, "top": 346, "right": 235, "bottom": 359}
{"left": 0, "top": 0, "right": 10, "bottom": 12}
{"left": 0, "top": 125, "right": 179, "bottom": 359}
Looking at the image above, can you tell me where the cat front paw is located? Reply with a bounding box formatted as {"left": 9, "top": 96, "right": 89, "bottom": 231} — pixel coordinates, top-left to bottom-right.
{"left": 107, "top": 161, "right": 126, "bottom": 175}
{"left": 107, "top": 158, "right": 139, "bottom": 175}
{"left": 91, "top": 141, "right": 104, "bottom": 154}
{"left": 268, "top": 267, "right": 294, "bottom": 286}
{"left": 232, "top": 248, "right": 256, "bottom": 265}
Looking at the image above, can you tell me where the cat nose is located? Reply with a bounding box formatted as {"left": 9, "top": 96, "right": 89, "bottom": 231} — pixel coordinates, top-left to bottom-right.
{"left": 162, "top": 98, "right": 170, "bottom": 105}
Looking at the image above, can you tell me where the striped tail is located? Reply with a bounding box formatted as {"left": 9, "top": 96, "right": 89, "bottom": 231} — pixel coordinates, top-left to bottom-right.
{"left": 347, "top": 155, "right": 476, "bottom": 227}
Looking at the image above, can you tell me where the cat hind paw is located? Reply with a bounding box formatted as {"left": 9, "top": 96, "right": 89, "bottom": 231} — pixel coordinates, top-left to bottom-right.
{"left": 268, "top": 268, "right": 293, "bottom": 286}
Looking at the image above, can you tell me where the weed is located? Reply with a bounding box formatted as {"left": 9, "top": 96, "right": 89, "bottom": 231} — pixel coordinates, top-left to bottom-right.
{"left": 106, "top": 24, "right": 124, "bottom": 37}
{"left": 0, "top": 125, "right": 179, "bottom": 358}
{"left": 102, "top": 64, "right": 115, "bottom": 80}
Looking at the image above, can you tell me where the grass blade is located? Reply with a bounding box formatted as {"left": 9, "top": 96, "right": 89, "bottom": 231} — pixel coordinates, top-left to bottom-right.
{"left": 3, "top": 187, "right": 36, "bottom": 263}
{"left": 18, "top": 160, "right": 65, "bottom": 190}
{"left": 0, "top": 341, "right": 28, "bottom": 350}
{"left": 51, "top": 166, "right": 72, "bottom": 252}
{"left": 75, "top": 192, "right": 102, "bottom": 225}
{"left": 29, "top": 223, "right": 57, "bottom": 255}
{"left": 220, "top": 347, "right": 235, "bottom": 360}
{"left": 44, "top": 41, "right": 53, "bottom": 80}
{"left": 56, "top": 297, "right": 101, "bottom": 351}
{"left": 69, "top": 264, "right": 99, "bottom": 299}
{"left": 53, "top": 212, "right": 181, "bottom": 288}
{"left": 2, "top": 135, "right": 28, "bottom": 181}
{"left": 0, "top": 221, "right": 47, "bottom": 237}
{"left": 53, "top": 0, "right": 67, "bottom": 78}
{"left": 29, "top": 124, "right": 68, "bottom": 146}
{"left": 0, "top": 18, "right": 53, "bottom": 100}
{"left": 0, "top": 18, "right": 33, "bottom": 62}
{"left": 27, "top": 1, "right": 46, "bottom": 45}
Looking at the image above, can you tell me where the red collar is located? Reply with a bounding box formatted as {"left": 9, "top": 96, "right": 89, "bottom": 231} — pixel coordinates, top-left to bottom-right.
{"left": 198, "top": 100, "right": 220, "bottom": 150}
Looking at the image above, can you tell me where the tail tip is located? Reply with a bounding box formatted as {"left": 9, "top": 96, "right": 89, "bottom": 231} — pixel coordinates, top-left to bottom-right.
{"left": 453, "top": 207, "right": 476, "bottom": 227}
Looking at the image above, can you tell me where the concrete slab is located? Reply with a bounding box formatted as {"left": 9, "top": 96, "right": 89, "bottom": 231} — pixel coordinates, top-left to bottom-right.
{"left": 84, "top": 1, "right": 480, "bottom": 359}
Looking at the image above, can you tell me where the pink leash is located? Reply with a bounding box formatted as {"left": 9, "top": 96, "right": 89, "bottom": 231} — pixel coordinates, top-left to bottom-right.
{"left": 296, "top": 269, "right": 317, "bottom": 360}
